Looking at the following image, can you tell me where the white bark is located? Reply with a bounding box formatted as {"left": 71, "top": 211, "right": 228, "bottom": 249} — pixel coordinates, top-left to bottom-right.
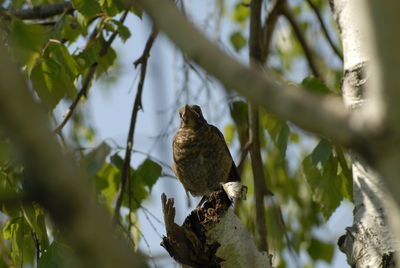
{"left": 333, "top": 0, "right": 398, "bottom": 266}
{"left": 207, "top": 209, "right": 271, "bottom": 268}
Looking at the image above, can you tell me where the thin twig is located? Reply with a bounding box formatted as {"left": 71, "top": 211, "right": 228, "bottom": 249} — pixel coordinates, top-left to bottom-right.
{"left": 261, "top": 0, "right": 284, "bottom": 62}
{"left": 249, "top": 0, "right": 270, "bottom": 253}
{"left": 305, "top": 0, "right": 343, "bottom": 61}
{"left": 281, "top": 1, "right": 322, "bottom": 79}
{"left": 112, "top": 26, "right": 158, "bottom": 226}
{"left": 53, "top": 10, "right": 129, "bottom": 133}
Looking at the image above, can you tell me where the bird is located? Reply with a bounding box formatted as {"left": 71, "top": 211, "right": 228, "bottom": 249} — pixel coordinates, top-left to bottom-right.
{"left": 172, "top": 104, "right": 240, "bottom": 197}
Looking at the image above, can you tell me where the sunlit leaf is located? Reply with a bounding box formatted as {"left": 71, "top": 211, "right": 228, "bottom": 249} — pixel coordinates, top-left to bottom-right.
{"left": 224, "top": 124, "right": 235, "bottom": 144}
{"left": 96, "top": 162, "right": 120, "bottom": 210}
{"left": 101, "top": 0, "right": 126, "bottom": 16}
{"left": 230, "top": 31, "right": 246, "bottom": 52}
{"left": 232, "top": 3, "right": 250, "bottom": 24}
{"left": 71, "top": 0, "right": 101, "bottom": 19}
{"left": 9, "top": 19, "right": 47, "bottom": 69}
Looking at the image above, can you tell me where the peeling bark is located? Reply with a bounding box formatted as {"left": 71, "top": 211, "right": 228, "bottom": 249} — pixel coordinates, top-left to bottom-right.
{"left": 161, "top": 190, "right": 271, "bottom": 268}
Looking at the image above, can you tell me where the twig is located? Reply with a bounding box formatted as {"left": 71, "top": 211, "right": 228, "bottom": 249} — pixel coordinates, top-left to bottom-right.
{"left": 112, "top": 26, "right": 158, "bottom": 226}
{"left": 281, "top": 1, "right": 322, "bottom": 79}
{"left": 53, "top": 10, "right": 129, "bottom": 133}
{"left": 305, "top": 0, "right": 343, "bottom": 61}
{"left": 249, "top": 0, "right": 270, "bottom": 253}
{"left": 261, "top": 0, "right": 284, "bottom": 62}
{"left": 0, "top": 1, "right": 73, "bottom": 20}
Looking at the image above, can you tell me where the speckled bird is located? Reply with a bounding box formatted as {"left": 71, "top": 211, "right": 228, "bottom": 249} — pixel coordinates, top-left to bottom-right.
{"left": 172, "top": 104, "right": 240, "bottom": 196}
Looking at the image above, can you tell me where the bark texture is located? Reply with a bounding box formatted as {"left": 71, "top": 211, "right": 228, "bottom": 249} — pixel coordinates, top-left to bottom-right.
{"left": 161, "top": 190, "right": 270, "bottom": 268}
{"left": 332, "top": 0, "right": 398, "bottom": 266}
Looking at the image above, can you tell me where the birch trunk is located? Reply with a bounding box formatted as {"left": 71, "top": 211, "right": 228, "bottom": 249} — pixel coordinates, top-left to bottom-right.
{"left": 332, "top": 0, "right": 398, "bottom": 266}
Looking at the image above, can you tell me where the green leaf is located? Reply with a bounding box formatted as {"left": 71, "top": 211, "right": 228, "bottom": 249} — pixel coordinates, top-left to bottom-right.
{"left": 30, "top": 41, "right": 79, "bottom": 109}
{"left": 112, "top": 20, "right": 132, "bottom": 42}
{"left": 224, "top": 124, "right": 235, "bottom": 144}
{"left": 0, "top": 173, "right": 20, "bottom": 217}
{"left": 101, "top": 0, "right": 126, "bottom": 16}
{"left": 77, "top": 36, "right": 117, "bottom": 77}
{"left": 308, "top": 238, "right": 334, "bottom": 262}
{"left": 9, "top": 19, "right": 47, "bottom": 69}
{"left": 233, "top": 3, "right": 250, "bottom": 24}
{"left": 276, "top": 123, "right": 290, "bottom": 157}
{"left": 2, "top": 217, "right": 35, "bottom": 265}
{"left": 311, "top": 139, "right": 332, "bottom": 166}
{"left": 38, "top": 242, "right": 80, "bottom": 268}
{"left": 339, "top": 171, "right": 353, "bottom": 201}
{"left": 81, "top": 142, "right": 111, "bottom": 178}
{"left": 301, "top": 76, "right": 332, "bottom": 94}
{"left": 71, "top": 0, "right": 101, "bottom": 19}
{"left": 31, "top": 58, "right": 72, "bottom": 109}
{"left": 95, "top": 162, "right": 120, "bottom": 210}
{"left": 302, "top": 155, "right": 342, "bottom": 220}
{"left": 230, "top": 31, "right": 246, "bottom": 52}
{"left": 110, "top": 153, "right": 124, "bottom": 170}
{"left": 230, "top": 101, "right": 249, "bottom": 147}
{"left": 136, "top": 159, "right": 162, "bottom": 192}
{"left": 126, "top": 169, "right": 148, "bottom": 210}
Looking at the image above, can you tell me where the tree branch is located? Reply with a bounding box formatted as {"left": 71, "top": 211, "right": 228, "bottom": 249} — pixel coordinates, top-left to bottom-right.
{"left": 135, "top": 0, "right": 370, "bottom": 159}
{"left": 53, "top": 10, "right": 129, "bottom": 133}
{"left": 0, "top": 1, "right": 73, "bottom": 20}
{"left": 305, "top": 0, "right": 343, "bottom": 61}
{"left": 261, "top": 0, "right": 284, "bottom": 62}
{"left": 249, "top": 0, "right": 269, "bottom": 253}
{"left": 112, "top": 26, "right": 158, "bottom": 226}
{"left": 281, "top": 1, "right": 321, "bottom": 79}
{"left": 0, "top": 43, "right": 147, "bottom": 268}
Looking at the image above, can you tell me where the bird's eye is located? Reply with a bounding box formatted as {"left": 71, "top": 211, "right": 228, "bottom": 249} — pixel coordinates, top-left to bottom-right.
{"left": 179, "top": 111, "right": 183, "bottom": 118}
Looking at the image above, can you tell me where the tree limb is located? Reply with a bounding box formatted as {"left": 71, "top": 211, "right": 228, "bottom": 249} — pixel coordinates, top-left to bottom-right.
{"left": 112, "top": 26, "right": 158, "bottom": 226}
{"left": 0, "top": 43, "right": 147, "bottom": 268}
{"left": 0, "top": 1, "right": 73, "bottom": 20}
{"left": 134, "top": 0, "right": 370, "bottom": 159}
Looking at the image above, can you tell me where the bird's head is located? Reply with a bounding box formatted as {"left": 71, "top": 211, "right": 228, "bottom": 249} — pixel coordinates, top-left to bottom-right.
{"left": 179, "top": 104, "right": 207, "bottom": 128}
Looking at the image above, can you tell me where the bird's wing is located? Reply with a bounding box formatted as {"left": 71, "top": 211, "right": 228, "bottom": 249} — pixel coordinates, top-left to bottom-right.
{"left": 210, "top": 125, "right": 241, "bottom": 182}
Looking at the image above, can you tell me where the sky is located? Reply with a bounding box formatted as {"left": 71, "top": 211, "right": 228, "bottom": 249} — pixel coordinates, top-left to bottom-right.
{"left": 56, "top": 1, "right": 354, "bottom": 267}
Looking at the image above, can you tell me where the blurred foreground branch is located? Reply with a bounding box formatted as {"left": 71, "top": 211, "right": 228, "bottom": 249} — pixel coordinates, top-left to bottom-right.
{"left": 0, "top": 1, "right": 72, "bottom": 20}
{"left": 0, "top": 44, "right": 147, "bottom": 268}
